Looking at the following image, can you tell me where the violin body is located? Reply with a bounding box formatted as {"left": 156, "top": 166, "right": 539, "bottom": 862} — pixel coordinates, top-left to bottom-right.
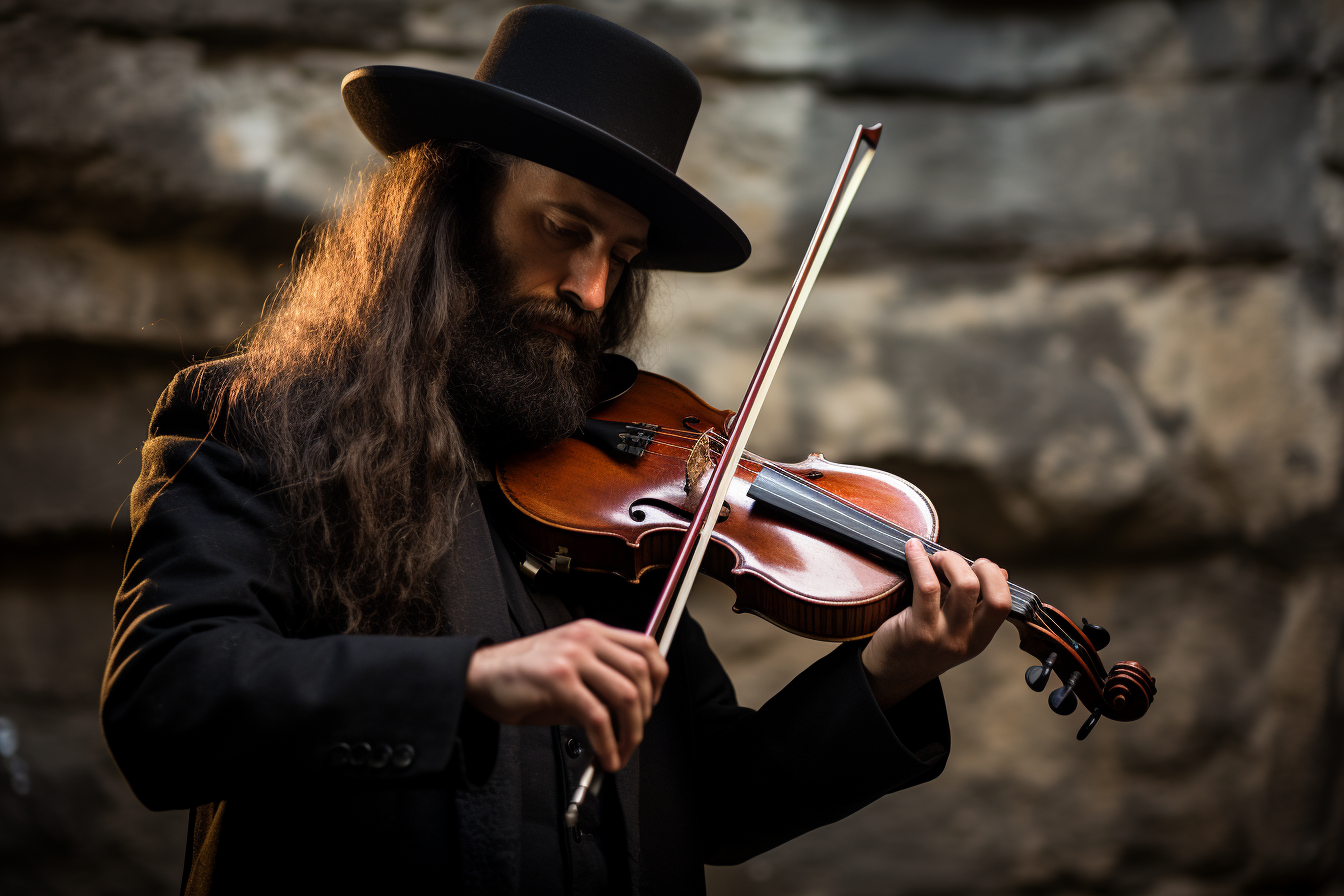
{"left": 497, "top": 371, "right": 939, "bottom": 640}
{"left": 498, "top": 368, "right": 1156, "bottom": 736}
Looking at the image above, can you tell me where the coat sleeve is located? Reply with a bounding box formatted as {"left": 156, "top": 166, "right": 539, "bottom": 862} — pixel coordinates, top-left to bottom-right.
{"left": 672, "top": 612, "right": 950, "bottom": 865}
{"left": 100, "top": 367, "right": 492, "bottom": 811}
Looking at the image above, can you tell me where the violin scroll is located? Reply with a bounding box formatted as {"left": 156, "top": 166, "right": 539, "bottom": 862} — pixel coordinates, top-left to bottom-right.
{"left": 1010, "top": 602, "right": 1156, "bottom": 738}
{"left": 1099, "top": 660, "right": 1157, "bottom": 723}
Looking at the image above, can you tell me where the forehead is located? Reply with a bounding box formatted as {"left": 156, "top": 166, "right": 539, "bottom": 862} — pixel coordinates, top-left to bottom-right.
{"left": 500, "top": 159, "right": 650, "bottom": 235}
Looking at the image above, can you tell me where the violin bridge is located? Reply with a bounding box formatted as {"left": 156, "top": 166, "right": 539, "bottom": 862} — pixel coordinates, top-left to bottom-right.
{"left": 684, "top": 431, "right": 715, "bottom": 494}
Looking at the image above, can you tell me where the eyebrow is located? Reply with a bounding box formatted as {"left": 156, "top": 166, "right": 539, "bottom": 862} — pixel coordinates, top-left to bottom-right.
{"left": 549, "top": 202, "right": 648, "bottom": 252}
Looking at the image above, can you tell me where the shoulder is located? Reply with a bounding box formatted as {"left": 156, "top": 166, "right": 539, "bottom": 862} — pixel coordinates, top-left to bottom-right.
{"left": 130, "top": 355, "right": 273, "bottom": 532}
{"left": 135, "top": 355, "right": 265, "bottom": 498}
{"left": 148, "top": 355, "right": 246, "bottom": 443}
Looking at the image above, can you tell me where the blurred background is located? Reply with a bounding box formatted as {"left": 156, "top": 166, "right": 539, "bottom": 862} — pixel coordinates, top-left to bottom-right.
{"left": 1, "top": 1, "right": 1341, "bottom": 893}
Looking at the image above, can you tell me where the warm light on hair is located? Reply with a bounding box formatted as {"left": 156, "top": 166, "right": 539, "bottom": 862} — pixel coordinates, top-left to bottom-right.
{"left": 223, "top": 143, "right": 650, "bottom": 634}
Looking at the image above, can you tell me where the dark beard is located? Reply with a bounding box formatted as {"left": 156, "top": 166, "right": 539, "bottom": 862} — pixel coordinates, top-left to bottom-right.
{"left": 446, "top": 286, "right": 601, "bottom": 461}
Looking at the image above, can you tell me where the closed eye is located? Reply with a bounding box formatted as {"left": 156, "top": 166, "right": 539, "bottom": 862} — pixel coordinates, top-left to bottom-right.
{"left": 546, "top": 218, "right": 584, "bottom": 241}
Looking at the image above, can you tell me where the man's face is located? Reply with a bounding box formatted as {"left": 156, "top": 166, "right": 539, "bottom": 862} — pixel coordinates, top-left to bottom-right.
{"left": 489, "top": 159, "right": 650, "bottom": 325}
{"left": 446, "top": 160, "right": 650, "bottom": 457}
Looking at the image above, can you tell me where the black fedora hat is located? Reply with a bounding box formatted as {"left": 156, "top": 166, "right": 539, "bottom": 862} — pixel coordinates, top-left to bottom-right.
{"left": 341, "top": 5, "right": 750, "bottom": 272}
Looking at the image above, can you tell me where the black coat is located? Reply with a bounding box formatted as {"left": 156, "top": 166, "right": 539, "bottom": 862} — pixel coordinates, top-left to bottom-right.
{"left": 101, "top": 363, "right": 952, "bottom": 894}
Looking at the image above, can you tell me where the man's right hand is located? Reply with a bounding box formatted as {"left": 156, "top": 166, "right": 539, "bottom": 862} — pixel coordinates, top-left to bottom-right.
{"left": 464, "top": 619, "right": 669, "bottom": 772}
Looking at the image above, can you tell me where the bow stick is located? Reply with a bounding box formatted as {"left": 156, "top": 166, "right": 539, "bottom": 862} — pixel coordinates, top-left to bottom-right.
{"left": 566, "top": 123, "right": 883, "bottom": 826}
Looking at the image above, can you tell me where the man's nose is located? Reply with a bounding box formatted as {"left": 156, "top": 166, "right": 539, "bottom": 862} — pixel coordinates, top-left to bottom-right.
{"left": 559, "top": 252, "right": 610, "bottom": 313}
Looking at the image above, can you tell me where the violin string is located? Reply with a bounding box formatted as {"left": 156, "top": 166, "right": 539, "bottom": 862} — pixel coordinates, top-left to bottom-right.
{"left": 642, "top": 438, "right": 767, "bottom": 472}
{"left": 657, "top": 435, "right": 1054, "bottom": 619}
{"left": 738, "top": 468, "right": 1106, "bottom": 681}
{"left": 639, "top": 446, "right": 706, "bottom": 464}
{"left": 644, "top": 430, "right": 788, "bottom": 477}
{"left": 626, "top": 429, "right": 1104, "bottom": 680}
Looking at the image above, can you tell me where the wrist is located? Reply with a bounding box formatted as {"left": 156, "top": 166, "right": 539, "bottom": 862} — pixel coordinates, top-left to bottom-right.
{"left": 464, "top": 643, "right": 498, "bottom": 716}
{"left": 861, "top": 642, "right": 930, "bottom": 711}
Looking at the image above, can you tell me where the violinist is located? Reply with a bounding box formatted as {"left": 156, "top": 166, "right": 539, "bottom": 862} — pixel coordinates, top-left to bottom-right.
{"left": 101, "top": 6, "right": 1012, "bottom": 894}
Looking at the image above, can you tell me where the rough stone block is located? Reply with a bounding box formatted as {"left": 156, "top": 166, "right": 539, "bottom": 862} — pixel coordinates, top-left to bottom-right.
{"left": 409, "top": 0, "right": 1320, "bottom": 93}
{"left": 692, "top": 557, "right": 1342, "bottom": 895}
{"left": 26, "top": 0, "right": 1329, "bottom": 94}
{"left": 0, "top": 707, "right": 184, "bottom": 895}
{"left": 1313, "top": 0, "right": 1344, "bottom": 72}
{"left": 650, "top": 262, "right": 1342, "bottom": 545}
{"left": 0, "top": 344, "right": 183, "bottom": 536}
{"left": 25, "top": 0, "right": 408, "bottom": 50}
{"left": 0, "top": 230, "right": 273, "bottom": 349}
{"left": 678, "top": 78, "right": 1320, "bottom": 272}
{"left": 0, "top": 538, "right": 184, "bottom": 894}
{"left": 0, "top": 541, "right": 126, "bottom": 706}
{"left": 0, "top": 19, "right": 472, "bottom": 240}
{"left": 1, "top": 13, "right": 1319, "bottom": 269}
{"left": 795, "top": 81, "right": 1319, "bottom": 267}
{"left": 1322, "top": 78, "right": 1344, "bottom": 172}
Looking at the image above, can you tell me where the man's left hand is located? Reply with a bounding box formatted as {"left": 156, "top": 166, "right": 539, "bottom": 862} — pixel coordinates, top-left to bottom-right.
{"left": 860, "top": 539, "right": 1013, "bottom": 710}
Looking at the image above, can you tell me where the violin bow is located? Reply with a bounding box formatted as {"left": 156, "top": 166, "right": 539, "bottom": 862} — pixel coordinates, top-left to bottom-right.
{"left": 566, "top": 124, "right": 883, "bottom": 825}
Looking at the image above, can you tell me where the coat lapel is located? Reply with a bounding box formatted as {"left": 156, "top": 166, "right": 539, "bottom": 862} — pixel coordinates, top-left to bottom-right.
{"left": 438, "top": 489, "right": 525, "bottom": 894}
{"left": 444, "top": 484, "right": 644, "bottom": 892}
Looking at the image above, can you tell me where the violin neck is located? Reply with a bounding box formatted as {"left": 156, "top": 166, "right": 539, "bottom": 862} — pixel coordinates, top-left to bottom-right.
{"left": 746, "top": 466, "right": 1037, "bottom": 620}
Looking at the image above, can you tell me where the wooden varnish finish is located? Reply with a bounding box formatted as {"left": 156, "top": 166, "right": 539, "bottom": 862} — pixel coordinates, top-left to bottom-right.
{"left": 496, "top": 371, "right": 940, "bottom": 641}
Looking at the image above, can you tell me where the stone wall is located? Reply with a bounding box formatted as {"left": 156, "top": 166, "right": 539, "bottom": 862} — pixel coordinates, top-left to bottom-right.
{"left": 0, "top": 1, "right": 1341, "bottom": 894}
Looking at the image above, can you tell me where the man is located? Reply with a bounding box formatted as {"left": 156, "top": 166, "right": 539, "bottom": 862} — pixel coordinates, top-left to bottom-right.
{"left": 101, "top": 7, "right": 1011, "bottom": 894}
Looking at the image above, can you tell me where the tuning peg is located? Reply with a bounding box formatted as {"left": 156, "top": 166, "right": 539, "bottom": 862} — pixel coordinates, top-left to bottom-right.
{"left": 1081, "top": 618, "right": 1110, "bottom": 651}
{"left": 1077, "top": 707, "right": 1102, "bottom": 740}
{"left": 1025, "top": 651, "right": 1057, "bottom": 692}
{"left": 1049, "top": 671, "right": 1080, "bottom": 715}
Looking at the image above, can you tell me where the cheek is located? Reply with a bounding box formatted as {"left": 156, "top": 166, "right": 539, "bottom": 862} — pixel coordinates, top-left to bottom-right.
{"left": 493, "top": 245, "right": 548, "bottom": 294}
{"left": 505, "top": 239, "right": 572, "bottom": 291}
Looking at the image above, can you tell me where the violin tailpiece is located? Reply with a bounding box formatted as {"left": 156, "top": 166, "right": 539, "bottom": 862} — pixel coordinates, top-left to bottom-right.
{"left": 577, "top": 418, "right": 659, "bottom": 458}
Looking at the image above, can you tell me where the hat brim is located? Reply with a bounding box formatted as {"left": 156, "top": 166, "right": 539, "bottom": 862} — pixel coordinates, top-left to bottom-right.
{"left": 341, "top": 66, "right": 750, "bottom": 273}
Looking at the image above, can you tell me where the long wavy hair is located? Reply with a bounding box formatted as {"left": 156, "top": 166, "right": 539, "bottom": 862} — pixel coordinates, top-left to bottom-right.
{"left": 226, "top": 142, "right": 650, "bottom": 635}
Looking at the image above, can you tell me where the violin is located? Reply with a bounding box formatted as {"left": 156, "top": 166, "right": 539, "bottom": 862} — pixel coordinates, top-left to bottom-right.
{"left": 495, "top": 367, "right": 1157, "bottom": 739}
{"left": 493, "top": 123, "right": 1154, "bottom": 822}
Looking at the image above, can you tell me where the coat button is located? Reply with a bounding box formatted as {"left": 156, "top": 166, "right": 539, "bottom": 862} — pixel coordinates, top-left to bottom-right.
{"left": 391, "top": 744, "right": 416, "bottom": 769}
{"left": 326, "top": 743, "right": 353, "bottom": 768}
{"left": 350, "top": 742, "right": 372, "bottom": 766}
{"left": 369, "top": 743, "right": 392, "bottom": 769}
{"left": 564, "top": 737, "right": 585, "bottom": 759}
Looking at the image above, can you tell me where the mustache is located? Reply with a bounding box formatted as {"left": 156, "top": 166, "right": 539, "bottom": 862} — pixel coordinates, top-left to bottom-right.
{"left": 497, "top": 295, "right": 601, "bottom": 351}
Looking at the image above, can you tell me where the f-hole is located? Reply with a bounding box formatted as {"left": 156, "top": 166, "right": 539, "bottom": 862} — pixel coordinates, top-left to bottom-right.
{"left": 682, "top": 415, "right": 701, "bottom": 431}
